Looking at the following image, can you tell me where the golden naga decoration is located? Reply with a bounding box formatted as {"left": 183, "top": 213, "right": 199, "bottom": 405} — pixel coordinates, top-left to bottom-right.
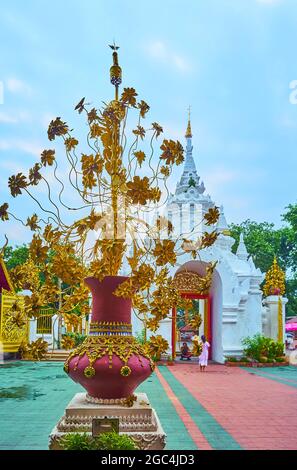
{"left": 263, "top": 257, "right": 285, "bottom": 297}
{"left": 0, "top": 44, "right": 220, "bottom": 344}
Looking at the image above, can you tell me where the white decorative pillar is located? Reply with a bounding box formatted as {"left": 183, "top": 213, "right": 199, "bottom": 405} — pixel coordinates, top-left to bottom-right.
{"left": 29, "top": 318, "right": 37, "bottom": 342}
{"left": 265, "top": 295, "right": 288, "bottom": 343}
{"left": 52, "top": 314, "right": 59, "bottom": 349}
{"left": 261, "top": 304, "right": 270, "bottom": 338}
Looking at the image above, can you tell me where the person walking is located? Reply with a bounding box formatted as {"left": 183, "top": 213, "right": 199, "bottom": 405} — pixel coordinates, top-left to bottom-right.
{"left": 199, "top": 335, "right": 210, "bottom": 371}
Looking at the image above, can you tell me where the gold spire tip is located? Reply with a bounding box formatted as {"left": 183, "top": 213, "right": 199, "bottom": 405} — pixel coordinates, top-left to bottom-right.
{"left": 185, "top": 105, "right": 192, "bottom": 138}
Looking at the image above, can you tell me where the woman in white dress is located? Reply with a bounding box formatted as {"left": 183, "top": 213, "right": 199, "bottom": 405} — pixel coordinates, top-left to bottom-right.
{"left": 199, "top": 335, "right": 210, "bottom": 371}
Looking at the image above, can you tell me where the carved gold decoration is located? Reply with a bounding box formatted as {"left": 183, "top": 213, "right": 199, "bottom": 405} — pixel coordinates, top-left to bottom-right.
{"left": 172, "top": 263, "right": 216, "bottom": 295}
{"left": 120, "top": 365, "right": 132, "bottom": 377}
{"left": 64, "top": 336, "right": 155, "bottom": 377}
{"left": 90, "top": 321, "right": 132, "bottom": 335}
{"left": 0, "top": 291, "right": 27, "bottom": 352}
{"left": 84, "top": 366, "right": 96, "bottom": 378}
{"left": 85, "top": 394, "right": 137, "bottom": 407}
{"left": 263, "top": 257, "right": 285, "bottom": 297}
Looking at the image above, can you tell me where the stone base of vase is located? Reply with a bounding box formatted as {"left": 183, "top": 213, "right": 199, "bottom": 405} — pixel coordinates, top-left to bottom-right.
{"left": 49, "top": 392, "right": 166, "bottom": 450}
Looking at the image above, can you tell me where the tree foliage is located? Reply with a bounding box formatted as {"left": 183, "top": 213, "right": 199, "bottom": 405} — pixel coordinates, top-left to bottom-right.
{"left": 3, "top": 245, "right": 29, "bottom": 271}
{"left": 229, "top": 203, "right": 297, "bottom": 317}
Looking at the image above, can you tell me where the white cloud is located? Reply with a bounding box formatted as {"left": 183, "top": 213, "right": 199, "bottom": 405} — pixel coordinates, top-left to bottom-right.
{"left": 0, "top": 112, "right": 18, "bottom": 124}
{"left": 0, "top": 221, "right": 30, "bottom": 245}
{"left": 146, "top": 40, "right": 191, "bottom": 74}
{"left": 0, "top": 159, "right": 27, "bottom": 174}
{"left": 204, "top": 168, "right": 240, "bottom": 191}
{"left": 0, "top": 138, "right": 42, "bottom": 157}
{"left": 0, "top": 110, "right": 32, "bottom": 124}
{"left": 279, "top": 115, "right": 297, "bottom": 129}
{"left": 256, "top": 0, "right": 282, "bottom": 4}
{"left": 5, "top": 78, "right": 32, "bottom": 96}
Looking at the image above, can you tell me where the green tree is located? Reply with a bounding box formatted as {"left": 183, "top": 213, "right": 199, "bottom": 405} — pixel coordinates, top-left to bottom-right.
{"left": 286, "top": 277, "right": 297, "bottom": 318}
{"left": 3, "top": 244, "right": 29, "bottom": 270}
{"left": 229, "top": 220, "right": 292, "bottom": 273}
{"left": 229, "top": 206, "right": 297, "bottom": 318}
{"left": 282, "top": 204, "right": 297, "bottom": 274}
{"left": 282, "top": 204, "right": 297, "bottom": 316}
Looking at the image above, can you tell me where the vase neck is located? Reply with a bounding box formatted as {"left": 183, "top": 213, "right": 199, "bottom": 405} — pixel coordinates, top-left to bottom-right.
{"left": 85, "top": 276, "right": 131, "bottom": 324}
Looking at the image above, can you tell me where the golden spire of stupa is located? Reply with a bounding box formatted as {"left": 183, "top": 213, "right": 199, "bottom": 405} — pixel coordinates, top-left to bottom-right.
{"left": 185, "top": 105, "right": 192, "bottom": 138}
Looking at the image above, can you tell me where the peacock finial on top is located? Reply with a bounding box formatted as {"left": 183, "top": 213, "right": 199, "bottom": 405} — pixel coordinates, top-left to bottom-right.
{"left": 109, "top": 42, "right": 122, "bottom": 99}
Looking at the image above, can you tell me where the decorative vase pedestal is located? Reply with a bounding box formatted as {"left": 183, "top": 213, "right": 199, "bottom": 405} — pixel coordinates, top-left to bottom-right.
{"left": 49, "top": 392, "right": 166, "bottom": 450}
{"left": 49, "top": 276, "right": 166, "bottom": 450}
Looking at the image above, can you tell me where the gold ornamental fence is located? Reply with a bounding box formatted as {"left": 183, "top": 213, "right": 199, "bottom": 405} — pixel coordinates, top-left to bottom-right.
{"left": 36, "top": 308, "right": 55, "bottom": 335}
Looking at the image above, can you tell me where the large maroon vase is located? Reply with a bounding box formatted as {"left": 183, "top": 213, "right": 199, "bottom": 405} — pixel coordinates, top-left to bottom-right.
{"left": 64, "top": 276, "right": 153, "bottom": 399}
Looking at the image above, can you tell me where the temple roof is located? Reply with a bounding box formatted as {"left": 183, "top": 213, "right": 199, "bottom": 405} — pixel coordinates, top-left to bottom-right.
{"left": 172, "top": 119, "right": 208, "bottom": 201}
{"left": 0, "top": 256, "right": 14, "bottom": 293}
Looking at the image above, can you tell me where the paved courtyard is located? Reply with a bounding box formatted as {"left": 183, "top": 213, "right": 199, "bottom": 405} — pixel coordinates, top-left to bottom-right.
{"left": 0, "top": 361, "right": 296, "bottom": 450}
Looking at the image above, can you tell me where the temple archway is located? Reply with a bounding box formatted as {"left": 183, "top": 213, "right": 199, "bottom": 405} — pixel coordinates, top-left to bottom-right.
{"left": 172, "top": 260, "right": 223, "bottom": 362}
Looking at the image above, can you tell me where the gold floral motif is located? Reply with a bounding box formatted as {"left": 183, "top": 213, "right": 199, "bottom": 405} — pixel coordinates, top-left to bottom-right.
{"left": 84, "top": 366, "right": 96, "bottom": 378}
{"left": 123, "top": 394, "right": 137, "bottom": 407}
{"left": 120, "top": 365, "right": 132, "bottom": 377}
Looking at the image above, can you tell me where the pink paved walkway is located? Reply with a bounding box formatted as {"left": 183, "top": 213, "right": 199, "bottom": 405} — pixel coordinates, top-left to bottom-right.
{"left": 155, "top": 367, "right": 212, "bottom": 449}
{"left": 169, "top": 363, "right": 297, "bottom": 450}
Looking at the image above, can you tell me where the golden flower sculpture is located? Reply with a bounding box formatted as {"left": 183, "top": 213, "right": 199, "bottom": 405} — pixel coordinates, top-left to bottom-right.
{"left": 0, "top": 45, "right": 219, "bottom": 348}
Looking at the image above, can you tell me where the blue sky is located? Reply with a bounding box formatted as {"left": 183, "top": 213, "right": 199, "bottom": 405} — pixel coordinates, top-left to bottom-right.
{"left": 0, "top": 0, "right": 297, "bottom": 245}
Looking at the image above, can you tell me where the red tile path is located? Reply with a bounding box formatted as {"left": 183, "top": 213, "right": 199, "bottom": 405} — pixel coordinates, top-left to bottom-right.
{"left": 155, "top": 367, "right": 212, "bottom": 449}
{"left": 169, "top": 363, "right": 297, "bottom": 450}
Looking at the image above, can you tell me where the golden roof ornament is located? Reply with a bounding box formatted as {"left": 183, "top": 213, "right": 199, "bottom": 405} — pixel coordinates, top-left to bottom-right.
{"left": 185, "top": 105, "right": 192, "bottom": 138}
{"left": 263, "top": 256, "right": 285, "bottom": 297}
